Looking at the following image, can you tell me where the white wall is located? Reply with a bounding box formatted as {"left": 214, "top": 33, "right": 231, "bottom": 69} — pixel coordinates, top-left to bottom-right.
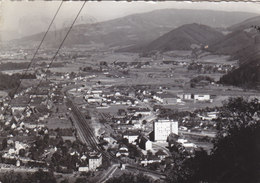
{"left": 154, "top": 120, "right": 178, "bottom": 142}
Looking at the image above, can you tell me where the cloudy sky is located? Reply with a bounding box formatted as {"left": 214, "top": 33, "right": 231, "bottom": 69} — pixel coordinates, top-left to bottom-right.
{"left": 1, "top": 1, "right": 260, "bottom": 40}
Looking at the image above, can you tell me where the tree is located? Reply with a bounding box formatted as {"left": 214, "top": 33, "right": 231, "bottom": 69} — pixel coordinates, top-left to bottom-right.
{"left": 142, "top": 120, "right": 147, "bottom": 125}
{"left": 1, "top": 138, "right": 7, "bottom": 150}
{"left": 136, "top": 173, "right": 152, "bottom": 183}
{"left": 166, "top": 98, "right": 260, "bottom": 183}
{"left": 118, "top": 109, "right": 126, "bottom": 116}
{"left": 107, "top": 173, "right": 152, "bottom": 183}
{"left": 75, "top": 177, "right": 88, "bottom": 183}
{"left": 205, "top": 98, "right": 260, "bottom": 183}
{"left": 1, "top": 171, "right": 17, "bottom": 183}
{"left": 208, "top": 124, "right": 260, "bottom": 183}
{"left": 147, "top": 150, "right": 153, "bottom": 158}
{"left": 216, "top": 97, "right": 260, "bottom": 137}
{"left": 19, "top": 149, "right": 26, "bottom": 157}
{"left": 26, "top": 169, "right": 56, "bottom": 183}
{"left": 100, "top": 61, "right": 108, "bottom": 66}
{"left": 60, "top": 179, "right": 69, "bottom": 183}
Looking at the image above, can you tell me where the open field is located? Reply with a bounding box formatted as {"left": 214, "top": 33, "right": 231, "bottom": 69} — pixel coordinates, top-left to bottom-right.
{"left": 0, "top": 91, "right": 8, "bottom": 98}
{"left": 159, "top": 100, "right": 225, "bottom": 111}
{"left": 46, "top": 118, "right": 72, "bottom": 129}
{"left": 64, "top": 51, "right": 260, "bottom": 113}
{"left": 49, "top": 63, "right": 79, "bottom": 73}
{"left": 199, "top": 54, "right": 235, "bottom": 64}
{"left": 96, "top": 105, "right": 129, "bottom": 115}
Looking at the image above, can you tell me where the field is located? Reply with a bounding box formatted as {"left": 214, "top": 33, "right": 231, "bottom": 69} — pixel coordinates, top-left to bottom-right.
{"left": 73, "top": 51, "right": 260, "bottom": 113}
{"left": 46, "top": 117, "right": 72, "bottom": 129}
{"left": 160, "top": 100, "right": 224, "bottom": 112}
{"left": 46, "top": 103, "right": 73, "bottom": 129}
{"left": 49, "top": 62, "right": 79, "bottom": 73}
{"left": 0, "top": 91, "right": 8, "bottom": 98}
{"left": 96, "top": 105, "right": 129, "bottom": 115}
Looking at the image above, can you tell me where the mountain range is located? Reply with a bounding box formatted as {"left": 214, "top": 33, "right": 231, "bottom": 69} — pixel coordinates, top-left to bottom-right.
{"left": 10, "top": 9, "right": 260, "bottom": 89}
{"left": 13, "top": 9, "right": 258, "bottom": 49}
{"left": 206, "top": 16, "right": 260, "bottom": 56}
{"left": 213, "top": 17, "right": 260, "bottom": 89}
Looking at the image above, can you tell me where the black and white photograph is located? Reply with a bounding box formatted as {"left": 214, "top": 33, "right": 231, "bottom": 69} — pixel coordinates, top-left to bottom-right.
{"left": 0, "top": 1, "right": 260, "bottom": 182}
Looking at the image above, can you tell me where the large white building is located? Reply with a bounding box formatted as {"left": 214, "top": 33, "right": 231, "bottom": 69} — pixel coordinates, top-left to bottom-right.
{"left": 154, "top": 119, "right": 178, "bottom": 142}
{"left": 194, "top": 94, "right": 210, "bottom": 101}
{"left": 88, "top": 152, "right": 102, "bottom": 171}
{"left": 153, "top": 93, "right": 181, "bottom": 105}
{"left": 177, "top": 93, "right": 211, "bottom": 101}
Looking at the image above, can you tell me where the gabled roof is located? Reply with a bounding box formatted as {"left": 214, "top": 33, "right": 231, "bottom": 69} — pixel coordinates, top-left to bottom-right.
{"left": 156, "top": 93, "right": 177, "bottom": 99}
{"left": 155, "top": 150, "right": 167, "bottom": 156}
{"left": 123, "top": 130, "right": 140, "bottom": 136}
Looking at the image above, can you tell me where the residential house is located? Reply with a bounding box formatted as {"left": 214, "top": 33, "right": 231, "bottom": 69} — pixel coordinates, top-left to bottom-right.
{"left": 78, "top": 166, "right": 89, "bottom": 172}
{"left": 116, "top": 146, "right": 129, "bottom": 157}
{"left": 123, "top": 131, "right": 139, "bottom": 144}
{"left": 177, "top": 93, "right": 192, "bottom": 100}
{"left": 153, "top": 93, "right": 181, "bottom": 105}
{"left": 134, "top": 108, "right": 151, "bottom": 116}
{"left": 29, "top": 90, "right": 49, "bottom": 99}
{"left": 116, "top": 124, "right": 134, "bottom": 130}
{"left": 87, "top": 97, "right": 102, "bottom": 104}
{"left": 137, "top": 135, "right": 152, "bottom": 151}
{"left": 155, "top": 150, "right": 167, "bottom": 160}
{"left": 140, "top": 155, "right": 161, "bottom": 166}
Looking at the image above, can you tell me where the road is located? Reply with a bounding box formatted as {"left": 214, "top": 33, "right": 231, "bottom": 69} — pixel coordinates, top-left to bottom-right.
{"left": 152, "top": 143, "right": 171, "bottom": 156}
{"left": 126, "top": 165, "right": 166, "bottom": 179}
{"left": 98, "top": 164, "right": 119, "bottom": 183}
{"left": 179, "top": 130, "right": 216, "bottom": 138}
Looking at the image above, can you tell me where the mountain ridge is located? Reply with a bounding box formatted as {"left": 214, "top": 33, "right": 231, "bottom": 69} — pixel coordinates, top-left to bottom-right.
{"left": 216, "top": 16, "right": 260, "bottom": 89}
{"left": 12, "top": 9, "right": 259, "bottom": 49}
{"left": 139, "top": 23, "right": 224, "bottom": 52}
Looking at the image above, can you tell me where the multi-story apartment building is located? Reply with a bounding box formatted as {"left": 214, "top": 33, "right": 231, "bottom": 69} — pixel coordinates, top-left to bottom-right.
{"left": 154, "top": 119, "right": 178, "bottom": 142}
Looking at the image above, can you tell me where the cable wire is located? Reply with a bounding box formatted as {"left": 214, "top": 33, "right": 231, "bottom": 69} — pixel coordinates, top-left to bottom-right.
{"left": 24, "top": 1, "right": 87, "bottom": 113}
{"left": 3, "top": 0, "right": 64, "bottom": 114}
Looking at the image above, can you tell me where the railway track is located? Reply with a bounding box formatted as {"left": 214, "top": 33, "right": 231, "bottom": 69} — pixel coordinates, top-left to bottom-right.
{"left": 66, "top": 97, "right": 166, "bottom": 179}
{"left": 66, "top": 99, "right": 117, "bottom": 161}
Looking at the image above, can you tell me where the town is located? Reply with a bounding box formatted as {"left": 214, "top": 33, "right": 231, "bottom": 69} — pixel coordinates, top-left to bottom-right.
{"left": 1, "top": 1, "right": 260, "bottom": 183}
{"left": 0, "top": 43, "right": 259, "bottom": 183}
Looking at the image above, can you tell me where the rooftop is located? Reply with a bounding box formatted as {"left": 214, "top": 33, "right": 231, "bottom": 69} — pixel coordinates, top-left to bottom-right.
{"left": 123, "top": 130, "right": 140, "bottom": 136}
{"left": 156, "top": 93, "right": 177, "bottom": 99}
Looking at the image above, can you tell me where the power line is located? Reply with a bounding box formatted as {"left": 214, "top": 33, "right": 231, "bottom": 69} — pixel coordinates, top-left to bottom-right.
{"left": 25, "top": 1, "right": 87, "bottom": 113}
{"left": 48, "top": 0, "right": 87, "bottom": 72}
{"left": 3, "top": 0, "right": 64, "bottom": 114}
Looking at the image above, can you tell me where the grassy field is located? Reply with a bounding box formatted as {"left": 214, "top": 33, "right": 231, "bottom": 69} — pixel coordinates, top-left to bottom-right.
{"left": 49, "top": 64, "right": 79, "bottom": 73}
{"left": 160, "top": 101, "right": 224, "bottom": 112}
{"left": 46, "top": 118, "right": 72, "bottom": 129}
{"left": 96, "top": 105, "right": 129, "bottom": 115}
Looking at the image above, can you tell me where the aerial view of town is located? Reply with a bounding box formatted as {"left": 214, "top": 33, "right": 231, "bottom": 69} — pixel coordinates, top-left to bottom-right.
{"left": 0, "top": 1, "right": 259, "bottom": 183}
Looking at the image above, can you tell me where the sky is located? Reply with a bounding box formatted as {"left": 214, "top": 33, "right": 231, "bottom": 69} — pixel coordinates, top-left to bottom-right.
{"left": 1, "top": 1, "right": 260, "bottom": 40}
